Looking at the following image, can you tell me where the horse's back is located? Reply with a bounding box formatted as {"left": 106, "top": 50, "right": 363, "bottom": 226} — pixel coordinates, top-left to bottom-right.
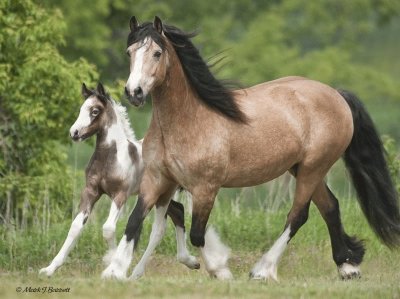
{"left": 224, "top": 77, "right": 354, "bottom": 187}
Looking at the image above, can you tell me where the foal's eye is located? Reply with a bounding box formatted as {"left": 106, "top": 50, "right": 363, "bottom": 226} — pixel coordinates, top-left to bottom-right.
{"left": 153, "top": 51, "right": 162, "bottom": 59}
{"left": 91, "top": 109, "right": 100, "bottom": 117}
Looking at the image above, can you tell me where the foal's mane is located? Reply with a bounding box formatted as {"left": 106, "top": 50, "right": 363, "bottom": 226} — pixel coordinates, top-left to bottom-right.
{"left": 127, "top": 22, "right": 247, "bottom": 123}
{"left": 87, "top": 87, "right": 137, "bottom": 142}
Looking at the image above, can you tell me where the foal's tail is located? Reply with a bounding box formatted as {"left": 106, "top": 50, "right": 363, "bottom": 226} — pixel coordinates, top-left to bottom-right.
{"left": 339, "top": 89, "right": 400, "bottom": 248}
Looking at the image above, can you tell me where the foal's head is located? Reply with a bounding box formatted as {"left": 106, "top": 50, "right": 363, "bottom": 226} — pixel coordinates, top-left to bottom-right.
{"left": 70, "top": 83, "right": 114, "bottom": 141}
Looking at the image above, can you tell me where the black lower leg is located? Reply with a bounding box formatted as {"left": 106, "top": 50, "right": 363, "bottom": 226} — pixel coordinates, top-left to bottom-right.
{"left": 324, "top": 187, "right": 365, "bottom": 266}
{"left": 167, "top": 200, "right": 185, "bottom": 230}
{"left": 190, "top": 212, "right": 207, "bottom": 247}
{"left": 287, "top": 200, "right": 311, "bottom": 239}
{"left": 124, "top": 195, "right": 146, "bottom": 248}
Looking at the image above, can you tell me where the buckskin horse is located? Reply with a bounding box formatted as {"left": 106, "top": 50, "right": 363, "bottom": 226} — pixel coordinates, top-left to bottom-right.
{"left": 102, "top": 16, "right": 400, "bottom": 281}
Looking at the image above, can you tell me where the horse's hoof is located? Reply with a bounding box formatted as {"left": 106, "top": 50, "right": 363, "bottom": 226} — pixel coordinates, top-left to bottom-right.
{"left": 249, "top": 265, "right": 278, "bottom": 282}
{"left": 213, "top": 268, "right": 233, "bottom": 280}
{"left": 39, "top": 267, "right": 54, "bottom": 277}
{"left": 338, "top": 263, "right": 361, "bottom": 280}
{"left": 129, "top": 270, "right": 144, "bottom": 281}
{"left": 101, "top": 264, "right": 127, "bottom": 281}
{"left": 179, "top": 255, "right": 200, "bottom": 270}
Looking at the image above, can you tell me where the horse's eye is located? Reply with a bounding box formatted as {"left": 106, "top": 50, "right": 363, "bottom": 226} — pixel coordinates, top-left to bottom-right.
{"left": 153, "top": 51, "right": 162, "bottom": 59}
{"left": 91, "top": 109, "right": 100, "bottom": 117}
{"left": 126, "top": 50, "right": 131, "bottom": 57}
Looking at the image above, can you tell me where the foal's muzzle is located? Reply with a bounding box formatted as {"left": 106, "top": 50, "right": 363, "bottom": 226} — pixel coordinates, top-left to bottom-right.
{"left": 125, "top": 86, "right": 145, "bottom": 107}
{"left": 70, "top": 129, "right": 80, "bottom": 142}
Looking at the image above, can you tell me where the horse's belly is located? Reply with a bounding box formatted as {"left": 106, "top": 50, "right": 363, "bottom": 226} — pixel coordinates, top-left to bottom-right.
{"left": 222, "top": 156, "right": 297, "bottom": 187}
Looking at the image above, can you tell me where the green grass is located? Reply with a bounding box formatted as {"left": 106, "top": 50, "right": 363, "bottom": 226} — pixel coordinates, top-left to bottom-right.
{"left": 1, "top": 196, "right": 400, "bottom": 298}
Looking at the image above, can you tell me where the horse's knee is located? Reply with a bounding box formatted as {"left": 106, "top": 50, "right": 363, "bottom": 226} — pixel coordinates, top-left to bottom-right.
{"left": 190, "top": 212, "right": 207, "bottom": 247}
{"left": 190, "top": 230, "right": 205, "bottom": 247}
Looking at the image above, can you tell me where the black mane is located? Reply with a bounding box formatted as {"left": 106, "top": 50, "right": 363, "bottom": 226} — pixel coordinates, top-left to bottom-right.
{"left": 127, "top": 22, "right": 246, "bottom": 123}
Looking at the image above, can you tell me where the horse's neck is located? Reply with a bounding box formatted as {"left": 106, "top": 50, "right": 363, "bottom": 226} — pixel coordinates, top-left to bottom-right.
{"left": 95, "top": 112, "right": 132, "bottom": 150}
{"left": 151, "top": 57, "right": 202, "bottom": 136}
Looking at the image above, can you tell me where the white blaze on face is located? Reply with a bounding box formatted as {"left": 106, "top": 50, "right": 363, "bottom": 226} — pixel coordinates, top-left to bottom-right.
{"left": 126, "top": 38, "right": 149, "bottom": 96}
{"left": 70, "top": 97, "right": 95, "bottom": 137}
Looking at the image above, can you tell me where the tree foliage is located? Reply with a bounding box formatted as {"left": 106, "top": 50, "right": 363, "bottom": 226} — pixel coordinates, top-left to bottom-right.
{"left": 0, "top": 0, "right": 98, "bottom": 227}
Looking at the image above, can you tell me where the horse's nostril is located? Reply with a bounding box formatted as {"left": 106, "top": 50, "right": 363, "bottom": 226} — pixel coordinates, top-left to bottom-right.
{"left": 124, "top": 86, "right": 130, "bottom": 97}
{"left": 134, "top": 87, "right": 143, "bottom": 98}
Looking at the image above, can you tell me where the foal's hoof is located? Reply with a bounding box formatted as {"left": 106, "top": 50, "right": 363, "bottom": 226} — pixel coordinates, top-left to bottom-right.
{"left": 39, "top": 266, "right": 55, "bottom": 277}
{"left": 338, "top": 263, "right": 361, "bottom": 280}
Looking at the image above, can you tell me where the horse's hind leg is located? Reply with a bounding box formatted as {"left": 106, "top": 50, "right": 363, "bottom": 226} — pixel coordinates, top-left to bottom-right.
{"left": 250, "top": 167, "right": 322, "bottom": 281}
{"left": 39, "top": 187, "right": 100, "bottom": 276}
{"left": 166, "top": 200, "right": 200, "bottom": 269}
{"left": 312, "top": 182, "right": 365, "bottom": 279}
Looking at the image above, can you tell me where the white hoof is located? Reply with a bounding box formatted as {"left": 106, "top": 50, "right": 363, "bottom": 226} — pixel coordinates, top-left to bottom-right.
{"left": 102, "top": 248, "right": 117, "bottom": 266}
{"left": 250, "top": 261, "right": 278, "bottom": 282}
{"left": 129, "top": 267, "right": 144, "bottom": 281}
{"left": 338, "top": 263, "right": 361, "bottom": 280}
{"left": 213, "top": 268, "right": 233, "bottom": 280}
{"left": 178, "top": 255, "right": 200, "bottom": 270}
{"left": 39, "top": 266, "right": 56, "bottom": 277}
{"left": 101, "top": 263, "right": 127, "bottom": 281}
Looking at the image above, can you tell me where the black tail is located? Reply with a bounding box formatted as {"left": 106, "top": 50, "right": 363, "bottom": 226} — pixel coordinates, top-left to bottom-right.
{"left": 339, "top": 89, "right": 400, "bottom": 248}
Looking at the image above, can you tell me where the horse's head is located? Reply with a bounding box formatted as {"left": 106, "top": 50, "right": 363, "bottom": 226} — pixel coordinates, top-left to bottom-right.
{"left": 70, "top": 83, "right": 112, "bottom": 141}
{"left": 125, "top": 16, "right": 170, "bottom": 107}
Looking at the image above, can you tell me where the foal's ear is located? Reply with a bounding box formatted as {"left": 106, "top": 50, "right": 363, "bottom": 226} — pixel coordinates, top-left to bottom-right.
{"left": 153, "top": 16, "right": 163, "bottom": 34}
{"left": 96, "top": 82, "right": 106, "bottom": 96}
{"left": 81, "top": 83, "right": 92, "bottom": 99}
{"left": 130, "top": 16, "right": 139, "bottom": 32}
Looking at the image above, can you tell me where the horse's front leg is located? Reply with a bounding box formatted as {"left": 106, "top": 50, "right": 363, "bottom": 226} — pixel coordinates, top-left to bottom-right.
{"left": 39, "top": 187, "right": 100, "bottom": 276}
{"left": 130, "top": 198, "right": 200, "bottom": 280}
{"left": 190, "top": 187, "right": 232, "bottom": 280}
{"left": 102, "top": 194, "right": 126, "bottom": 266}
{"left": 101, "top": 172, "right": 175, "bottom": 280}
{"left": 130, "top": 202, "right": 170, "bottom": 280}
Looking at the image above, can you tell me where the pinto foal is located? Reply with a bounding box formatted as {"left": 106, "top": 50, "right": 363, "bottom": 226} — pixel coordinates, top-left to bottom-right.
{"left": 39, "top": 83, "right": 198, "bottom": 277}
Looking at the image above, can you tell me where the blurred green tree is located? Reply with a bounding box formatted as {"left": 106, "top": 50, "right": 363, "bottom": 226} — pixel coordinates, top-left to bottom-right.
{"left": 0, "top": 0, "right": 98, "bottom": 228}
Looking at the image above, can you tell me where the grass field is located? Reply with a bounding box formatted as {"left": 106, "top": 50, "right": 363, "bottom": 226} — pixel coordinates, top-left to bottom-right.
{"left": 1, "top": 191, "right": 400, "bottom": 299}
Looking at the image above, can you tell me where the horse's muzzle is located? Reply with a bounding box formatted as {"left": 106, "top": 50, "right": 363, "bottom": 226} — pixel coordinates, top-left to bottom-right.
{"left": 125, "top": 86, "right": 145, "bottom": 107}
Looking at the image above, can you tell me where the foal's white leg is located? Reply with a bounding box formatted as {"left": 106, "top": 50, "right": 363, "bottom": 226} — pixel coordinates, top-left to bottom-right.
{"left": 39, "top": 212, "right": 88, "bottom": 276}
{"left": 102, "top": 201, "right": 122, "bottom": 266}
{"left": 250, "top": 225, "right": 291, "bottom": 281}
{"left": 201, "top": 226, "right": 232, "bottom": 280}
{"left": 130, "top": 204, "right": 169, "bottom": 280}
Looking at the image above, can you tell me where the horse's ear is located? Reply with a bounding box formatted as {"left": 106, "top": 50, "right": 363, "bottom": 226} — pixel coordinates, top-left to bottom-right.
{"left": 153, "top": 16, "right": 163, "bottom": 34}
{"left": 96, "top": 82, "right": 106, "bottom": 96}
{"left": 81, "top": 83, "right": 92, "bottom": 99}
{"left": 130, "top": 16, "right": 139, "bottom": 32}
